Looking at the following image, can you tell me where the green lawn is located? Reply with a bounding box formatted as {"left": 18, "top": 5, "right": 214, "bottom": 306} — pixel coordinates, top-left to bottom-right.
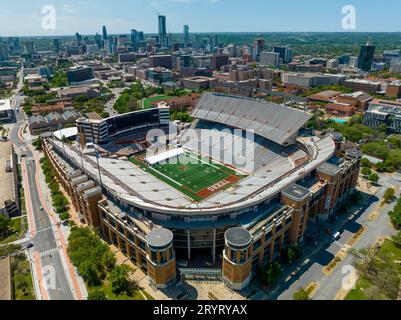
{"left": 142, "top": 95, "right": 170, "bottom": 109}
{"left": 88, "top": 280, "right": 153, "bottom": 300}
{"left": 130, "top": 152, "right": 244, "bottom": 201}
{"left": 12, "top": 255, "right": 35, "bottom": 300}
{"left": 345, "top": 239, "right": 401, "bottom": 300}
{"left": 0, "top": 217, "right": 23, "bottom": 245}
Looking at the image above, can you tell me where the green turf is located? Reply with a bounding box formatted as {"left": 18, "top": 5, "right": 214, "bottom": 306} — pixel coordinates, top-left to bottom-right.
{"left": 130, "top": 152, "right": 245, "bottom": 201}
{"left": 143, "top": 95, "right": 170, "bottom": 109}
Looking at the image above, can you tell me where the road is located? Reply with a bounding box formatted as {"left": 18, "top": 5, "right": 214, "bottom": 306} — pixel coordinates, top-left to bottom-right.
{"left": 9, "top": 69, "right": 77, "bottom": 300}
{"left": 268, "top": 174, "right": 400, "bottom": 300}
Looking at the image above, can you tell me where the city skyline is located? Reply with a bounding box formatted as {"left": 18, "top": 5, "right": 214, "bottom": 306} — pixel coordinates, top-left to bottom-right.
{"left": 1, "top": 0, "right": 401, "bottom": 37}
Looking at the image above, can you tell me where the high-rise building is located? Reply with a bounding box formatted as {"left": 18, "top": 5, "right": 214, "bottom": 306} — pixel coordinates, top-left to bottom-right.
{"left": 184, "top": 25, "right": 190, "bottom": 45}
{"left": 358, "top": 42, "right": 376, "bottom": 71}
{"left": 273, "top": 46, "right": 293, "bottom": 64}
{"left": 138, "top": 31, "right": 144, "bottom": 42}
{"left": 75, "top": 33, "right": 82, "bottom": 46}
{"left": 53, "top": 39, "right": 61, "bottom": 53}
{"left": 260, "top": 51, "right": 280, "bottom": 68}
{"left": 252, "top": 39, "right": 265, "bottom": 61}
{"left": 158, "top": 15, "right": 168, "bottom": 47}
{"left": 131, "top": 29, "right": 139, "bottom": 44}
{"left": 102, "top": 25, "right": 108, "bottom": 41}
{"left": 117, "top": 35, "right": 128, "bottom": 47}
{"left": 24, "top": 41, "right": 35, "bottom": 55}
{"left": 94, "top": 33, "right": 102, "bottom": 49}
{"left": 0, "top": 42, "right": 9, "bottom": 61}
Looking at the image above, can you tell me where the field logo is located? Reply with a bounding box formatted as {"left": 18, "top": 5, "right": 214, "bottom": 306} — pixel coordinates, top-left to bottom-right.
{"left": 41, "top": 5, "right": 57, "bottom": 31}
{"left": 341, "top": 5, "right": 356, "bottom": 30}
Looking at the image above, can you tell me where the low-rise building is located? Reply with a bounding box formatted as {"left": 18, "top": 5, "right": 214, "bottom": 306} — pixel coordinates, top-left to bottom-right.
{"left": 0, "top": 141, "right": 19, "bottom": 218}
{"left": 181, "top": 76, "right": 217, "bottom": 90}
{"left": 57, "top": 85, "right": 101, "bottom": 100}
{"left": 28, "top": 110, "right": 81, "bottom": 135}
{"left": 364, "top": 105, "right": 401, "bottom": 133}
{"left": 0, "top": 99, "right": 14, "bottom": 123}
{"left": 281, "top": 72, "right": 341, "bottom": 88}
{"left": 147, "top": 68, "right": 173, "bottom": 85}
{"left": 344, "top": 79, "right": 381, "bottom": 94}
{"left": 31, "top": 100, "right": 73, "bottom": 116}
{"left": 386, "top": 81, "right": 401, "bottom": 98}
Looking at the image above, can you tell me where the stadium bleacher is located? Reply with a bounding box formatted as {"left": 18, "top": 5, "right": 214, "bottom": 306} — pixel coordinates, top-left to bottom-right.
{"left": 191, "top": 93, "right": 312, "bottom": 146}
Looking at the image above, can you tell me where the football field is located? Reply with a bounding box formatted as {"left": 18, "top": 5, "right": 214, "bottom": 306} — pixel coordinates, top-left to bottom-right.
{"left": 130, "top": 152, "right": 246, "bottom": 201}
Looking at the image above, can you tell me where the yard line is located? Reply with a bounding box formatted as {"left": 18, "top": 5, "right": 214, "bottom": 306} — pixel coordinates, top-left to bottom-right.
{"left": 147, "top": 166, "right": 184, "bottom": 187}
{"left": 186, "top": 153, "right": 221, "bottom": 171}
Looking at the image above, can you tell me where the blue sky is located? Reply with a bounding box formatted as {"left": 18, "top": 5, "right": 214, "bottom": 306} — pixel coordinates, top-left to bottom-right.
{"left": 1, "top": 0, "right": 401, "bottom": 36}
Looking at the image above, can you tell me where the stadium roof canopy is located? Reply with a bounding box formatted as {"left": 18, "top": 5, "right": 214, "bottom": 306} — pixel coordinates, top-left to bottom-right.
{"left": 191, "top": 93, "right": 312, "bottom": 145}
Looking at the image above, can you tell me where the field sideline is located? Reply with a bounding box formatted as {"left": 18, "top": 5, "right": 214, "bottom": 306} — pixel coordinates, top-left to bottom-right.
{"left": 130, "top": 152, "right": 246, "bottom": 201}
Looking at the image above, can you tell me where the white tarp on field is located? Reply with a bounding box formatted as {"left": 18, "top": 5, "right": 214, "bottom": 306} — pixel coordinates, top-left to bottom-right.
{"left": 145, "top": 148, "right": 185, "bottom": 166}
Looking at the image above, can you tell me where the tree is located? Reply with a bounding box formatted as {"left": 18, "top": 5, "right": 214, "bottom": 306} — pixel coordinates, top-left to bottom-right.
{"left": 0, "top": 215, "right": 12, "bottom": 237}
{"left": 282, "top": 246, "right": 301, "bottom": 264}
{"left": 361, "top": 158, "right": 372, "bottom": 168}
{"left": 88, "top": 289, "right": 108, "bottom": 300}
{"left": 68, "top": 227, "right": 116, "bottom": 286}
{"left": 109, "top": 264, "right": 134, "bottom": 296}
{"left": 361, "top": 167, "right": 372, "bottom": 177}
{"left": 392, "top": 231, "right": 401, "bottom": 249}
{"left": 60, "top": 212, "right": 70, "bottom": 221}
{"left": 32, "top": 137, "right": 43, "bottom": 151}
{"left": 368, "top": 173, "right": 379, "bottom": 185}
{"left": 258, "top": 261, "right": 282, "bottom": 286}
{"left": 293, "top": 288, "right": 310, "bottom": 300}
{"left": 383, "top": 188, "right": 396, "bottom": 203}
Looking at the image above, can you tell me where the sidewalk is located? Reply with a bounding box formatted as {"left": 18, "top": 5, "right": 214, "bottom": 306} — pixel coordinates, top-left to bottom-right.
{"left": 29, "top": 145, "right": 87, "bottom": 300}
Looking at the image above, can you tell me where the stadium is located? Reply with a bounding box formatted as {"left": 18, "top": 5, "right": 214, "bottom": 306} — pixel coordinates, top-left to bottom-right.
{"left": 43, "top": 93, "right": 362, "bottom": 289}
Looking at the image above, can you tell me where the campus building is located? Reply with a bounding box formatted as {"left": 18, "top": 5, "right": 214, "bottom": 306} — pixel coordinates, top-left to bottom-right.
{"left": 41, "top": 93, "right": 361, "bottom": 289}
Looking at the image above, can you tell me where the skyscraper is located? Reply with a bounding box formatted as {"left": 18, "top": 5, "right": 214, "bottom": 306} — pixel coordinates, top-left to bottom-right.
{"left": 94, "top": 33, "right": 102, "bottom": 49}
{"left": 273, "top": 46, "right": 293, "bottom": 64}
{"left": 184, "top": 25, "right": 190, "bottom": 45}
{"left": 24, "top": 41, "right": 35, "bottom": 54}
{"left": 0, "top": 42, "right": 9, "bottom": 61}
{"left": 75, "top": 33, "right": 82, "bottom": 46}
{"left": 252, "top": 39, "right": 265, "bottom": 61}
{"left": 102, "top": 25, "right": 108, "bottom": 41}
{"left": 53, "top": 39, "right": 61, "bottom": 53}
{"left": 158, "top": 15, "right": 168, "bottom": 47}
{"left": 358, "top": 42, "right": 376, "bottom": 71}
{"left": 131, "top": 29, "right": 138, "bottom": 44}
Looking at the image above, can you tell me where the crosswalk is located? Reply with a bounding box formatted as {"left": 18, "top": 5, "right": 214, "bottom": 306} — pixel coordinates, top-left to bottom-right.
{"left": 40, "top": 247, "right": 59, "bottom": 258}
{"left": 381, "top": 181, "right": 397, "bottom": 188}
{"left": 33, "top": 226, "right": 53, "bottom": 234}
